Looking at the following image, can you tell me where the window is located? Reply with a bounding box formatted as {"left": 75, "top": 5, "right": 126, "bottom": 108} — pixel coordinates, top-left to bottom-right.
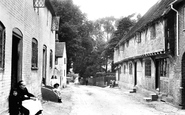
{"left": 55, "top": 57, "right": 58, "bottom": 65}
{"left": 159, "top": 58, "right": 167, "bottom": 77}
{"left": 0, "top": 22, "right": 5, "bottom": 69}
{"left": 126, "top": 41, "right": 129, "bottom": 47}
{"left": 64, "top": 58, "right": 66, "bottom": 64}
{"left": 145, "top": 59, "right": 151, "bottom": 76}
{"left": 64, "top": 70, "right": 65, "bottom": 76}
{"left": 145, "top": 29, "right": 148, "bottom": 41}
{"left": 123, "top": 65, "right": 126, "bottom": 74}
{"left": 136, "top": 32, "right": 141, "bottom": 43}
{"left": 184, "top": 7, "right": 185, "bottom": 29}
{"left": 129, "top": 63, "right": 132, "bottom": 74}
{"left": 50, "top": 50, "right": 53, "bottom": 68}
{"left": 150, "top": 25, "right": 156, "bottom": 39}
{"left": 32, "top": 38, "right": 38, "bottom": 69}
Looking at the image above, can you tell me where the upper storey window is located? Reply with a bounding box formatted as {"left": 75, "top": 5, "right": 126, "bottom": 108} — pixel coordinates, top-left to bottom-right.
{"left": 150, "top": 25, "right": 156, "bottom": 39}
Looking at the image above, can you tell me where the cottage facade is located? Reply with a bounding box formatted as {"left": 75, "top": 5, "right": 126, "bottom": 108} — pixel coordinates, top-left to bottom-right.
{"left": 54, "top": 42, "right": 67, "bottom": 88}
{"left": 114, "top": 0, "right": 185, "bottom": 107}
{"left": 0, "top": 0, "right": 57, "bottom": 113}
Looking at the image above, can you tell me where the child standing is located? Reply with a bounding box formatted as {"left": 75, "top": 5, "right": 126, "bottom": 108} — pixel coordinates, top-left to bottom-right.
{"left": 9, "top": 88, "right": 20, "bottom": 115}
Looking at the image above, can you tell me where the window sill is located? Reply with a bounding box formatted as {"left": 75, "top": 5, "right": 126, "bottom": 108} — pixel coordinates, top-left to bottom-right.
{"left": 31, "top": 67, "right": 38, "bottom": 70}
{"left": 0, "top": 68, "right": 4, "bottom": 71}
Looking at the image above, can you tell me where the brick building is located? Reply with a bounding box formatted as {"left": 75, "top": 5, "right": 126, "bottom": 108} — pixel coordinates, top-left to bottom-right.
{"left": 0, "top": 0, "right": 58, "bottom": 113}
{"left": 114, "top": 0, "right": 185, "bottom": 107}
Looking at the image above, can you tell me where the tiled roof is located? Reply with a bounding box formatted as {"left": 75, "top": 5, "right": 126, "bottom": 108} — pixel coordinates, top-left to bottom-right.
{"left": 118, "top": 0, "right": 176, "bottom": 45}
{"left": 55, "top": 42, "right": 65, "bottom": 57}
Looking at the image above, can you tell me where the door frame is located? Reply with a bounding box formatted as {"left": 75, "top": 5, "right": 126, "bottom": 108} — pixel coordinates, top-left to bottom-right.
{"left": 181, "top": 53, "right": 185, "bottom": 106}
{"left": 11, "top": 28, "right": 23, "bottom": 88}
{"left": 155, "top": 59, "right": 160, "bottom": 90}
{"left": 42, "top": 45, "right": 47, "bottom": 85}
{"left": 134, "top": 62, "right": 137, "bottom": 86}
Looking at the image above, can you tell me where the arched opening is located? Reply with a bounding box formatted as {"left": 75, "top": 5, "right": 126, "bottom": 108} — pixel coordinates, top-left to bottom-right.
{"left": 11, "top": 28, "right": 23, "bottom": 88}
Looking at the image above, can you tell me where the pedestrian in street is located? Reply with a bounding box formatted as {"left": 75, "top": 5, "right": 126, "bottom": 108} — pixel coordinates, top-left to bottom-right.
{"left": 109, "top": 80, "right": 113, "bottom": 88}
{"left": 113, "top": 80, "right": 116, "bottom": 88}
{"left": 9, "top": 88, "right": 20, "bottom": 115}
{"left": 53, "top": 83, "right": 62, "bottom": 103}
{"left": 86, "top": 79, "right": 88, "bottom": 85}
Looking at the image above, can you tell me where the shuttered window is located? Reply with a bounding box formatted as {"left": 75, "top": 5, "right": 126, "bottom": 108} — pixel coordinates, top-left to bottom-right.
{"left": 32, "top": 38, "right": 38, "bottom": 69}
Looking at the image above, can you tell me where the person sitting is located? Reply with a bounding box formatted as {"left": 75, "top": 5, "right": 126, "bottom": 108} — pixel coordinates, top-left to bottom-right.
{"left": 17, "top": 80, "right": 42, "bottom": 115}
{"left": 53, "top": 83, "right": 62, "bottom": 103}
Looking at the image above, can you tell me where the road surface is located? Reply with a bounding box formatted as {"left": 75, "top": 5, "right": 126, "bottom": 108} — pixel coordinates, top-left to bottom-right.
{"left": 43, "top": 83, "right": 185, "bottom": 115}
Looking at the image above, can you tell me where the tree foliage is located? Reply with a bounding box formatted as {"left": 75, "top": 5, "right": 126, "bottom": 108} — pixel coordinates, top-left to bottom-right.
{"left": 103, "top": 14, "right": 137, "bottom": 59}
{"left": 52, "top": 0, "right": 140, "bottom": 77}
{"left": 52, "top": 0, "right": 103, "bottom": 77}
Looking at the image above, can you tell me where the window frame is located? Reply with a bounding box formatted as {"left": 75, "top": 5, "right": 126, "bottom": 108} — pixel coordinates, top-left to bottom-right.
{"left": 129, "top": 63, "right": 132, "bottom": 75}
{"left": 150, "top": 25, "right": 156, "bottom": 39}
{"left": 50, "top": 49, "right": 53, "bottom": 68}
{"left": 124, "top": 65, "right": 126, "bottom": 74}
{"left": 159, "top": 58, "right": 167, "bottom": 77}
{"left": 145, "top": 59, "right": 151, "bottom": 77}
{"left": 31, "top": 38, "right": 38, "bottom": 70}
{"left": 183, "top": 7, "right": 185, "bottom": 30}
{"left": 0, "top": 22, "right": 5, "bottom": 70}
{"left": 136, "top": 32, "right": 141, "bottom": 43}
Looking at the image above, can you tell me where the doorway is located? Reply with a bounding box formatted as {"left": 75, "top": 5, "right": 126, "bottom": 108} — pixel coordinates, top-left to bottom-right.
{"left": 155, "top": 60, "right": 160, "bottom": 89}
{"left": 42, "top": 45, "right": 47, "bottom": 85}
{"left": 11, "top": 28, "right": 22, "bottom": 88}
{"left": 134, "top": 62, "right": 137, "bottom": 86}
{"left": 181, "top": 53, "right": 185, "bottom": 106}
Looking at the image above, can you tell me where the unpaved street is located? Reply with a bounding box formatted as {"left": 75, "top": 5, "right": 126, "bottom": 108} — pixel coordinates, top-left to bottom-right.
{"left": 43, "top": 84, "right": 185, "bottom": 115}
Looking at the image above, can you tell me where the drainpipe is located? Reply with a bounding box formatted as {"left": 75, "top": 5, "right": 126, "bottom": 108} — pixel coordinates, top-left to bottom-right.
{"left": 170, "top": 0, "right": 179, "bottom": 56}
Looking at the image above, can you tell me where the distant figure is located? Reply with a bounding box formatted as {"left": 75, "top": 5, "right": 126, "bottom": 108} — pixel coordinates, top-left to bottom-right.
{"left": 9, "top": 88, "right": 20, "bottom": 115}
{"left": 110, "top": 80, "right": 113, "bottom": 88}
{"left": 53, "top": 83, "right": 62, "bottom": 103}
{"left": 113, "top": 80, "right": 116, "bottom": 88}
{"left": 86, "top": 79, "right": 88, "bottom": 85}
{"left": 51, "top": 75, "right": 58, "bottom": 87}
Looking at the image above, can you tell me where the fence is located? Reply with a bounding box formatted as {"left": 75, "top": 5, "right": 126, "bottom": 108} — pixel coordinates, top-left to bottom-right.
{"left": 87, "top": 73, "right": 116, "bottom": 87}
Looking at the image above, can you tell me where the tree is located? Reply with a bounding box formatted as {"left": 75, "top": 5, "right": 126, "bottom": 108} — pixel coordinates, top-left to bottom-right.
{"left": 52, "top": 0, "right": 87, "bottom": 72}
{"left": 102, "top": 14, "right": 137, "bottom": 72}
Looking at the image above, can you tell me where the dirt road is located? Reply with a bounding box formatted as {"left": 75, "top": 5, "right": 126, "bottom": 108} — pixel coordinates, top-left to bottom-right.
{"left": 42, "top": 83, "right": 185, "bottom": 115}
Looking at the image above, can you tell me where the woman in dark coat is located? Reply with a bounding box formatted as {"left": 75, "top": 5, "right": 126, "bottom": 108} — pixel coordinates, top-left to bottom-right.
{"left": 17, "top": 80, "right": 35, "bottom": 115}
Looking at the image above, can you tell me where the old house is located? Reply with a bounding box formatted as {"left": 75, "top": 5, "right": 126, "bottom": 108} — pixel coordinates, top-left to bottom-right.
{"left": 54, "top": 42, "right": 67, "bottom": 88}
{"left": 0, "top": 0, "right": 59, "bottom": 113}
{"left": 114, "top": 0, "right": 185, "bottom": 107}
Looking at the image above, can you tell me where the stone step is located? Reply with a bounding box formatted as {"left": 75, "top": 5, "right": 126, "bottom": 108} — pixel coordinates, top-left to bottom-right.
{"left": 150, "top": 94, "right": 158, "bottom": 101}
{"left": 143, "top": 97, "right": 152, "bottom": 102}
{"left": 129, "top": 88, "right": 136, "bottom": 93}
{"left": 129, "top": 90, "right": 136, "bottom": 93}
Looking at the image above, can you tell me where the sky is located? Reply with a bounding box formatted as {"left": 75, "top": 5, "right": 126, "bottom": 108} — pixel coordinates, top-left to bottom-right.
{"left": 73, "top": 0, "right": 159, "bottom": 21}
